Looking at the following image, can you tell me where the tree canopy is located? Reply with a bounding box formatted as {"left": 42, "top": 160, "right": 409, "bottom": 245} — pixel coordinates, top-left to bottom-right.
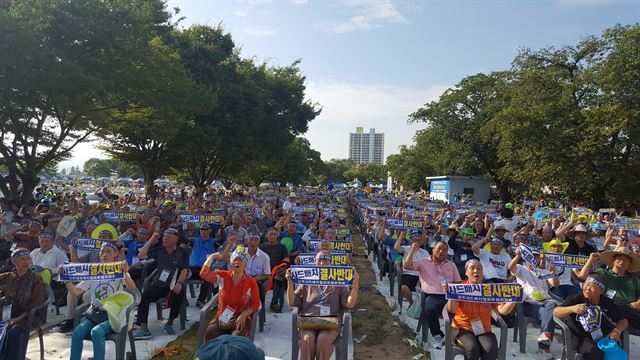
{"left": 394, "top": 24, "right": 640, "bottom": 208}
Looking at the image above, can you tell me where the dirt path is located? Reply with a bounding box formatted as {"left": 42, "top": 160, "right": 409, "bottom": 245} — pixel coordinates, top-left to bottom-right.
{"left": 350, "top": 229, "right": 429, "bottom": 360}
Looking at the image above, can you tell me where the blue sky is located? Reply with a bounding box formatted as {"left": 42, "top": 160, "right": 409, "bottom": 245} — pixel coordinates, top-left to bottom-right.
{"left": 63, "top": 0, "right": 639, "bottom": 169}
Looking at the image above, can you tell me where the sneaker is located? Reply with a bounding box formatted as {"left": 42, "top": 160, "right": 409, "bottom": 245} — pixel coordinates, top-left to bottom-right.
{"left": 275, "top": 306, "right": 283, "bottom": 313}
{"left": 270, "top": 303, "right": 277, "bottom": 312}
{"left": 431, "top": 335, "right": 444, "bottom": 350}
{"left": 537, "top": 332, "right": 552, "bottom": 350}
{"left": 196, "top": 300, "right": 206, "bottom": 308}
{"left": 133, "top": 329, "right": 152, "bottom": 340}
{"left": 537, "top": 332, "right": 552, "bottom": 342}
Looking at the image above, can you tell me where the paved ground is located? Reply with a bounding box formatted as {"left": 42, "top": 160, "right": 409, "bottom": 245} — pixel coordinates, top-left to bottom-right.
{"left": 26, "top": 285, "right": 353, "bottom": 360}
{"left": 366, "top": 252, "right": 640, "bottom": 360}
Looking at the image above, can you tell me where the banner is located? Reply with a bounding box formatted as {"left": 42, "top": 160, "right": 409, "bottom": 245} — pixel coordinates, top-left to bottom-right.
{"left": 298, "top": 253, "right": 350, "bottom": 265}
{"left": 619, "top": 217, "right": 640, "bottom": 230}
{"left": 290, "top": 265, "right": 354, "bottom": 286}
{"left": 385, "top": 217, "right": 424, "bottom": 231}
{"left": 446, "top": 283, "right": 523, "bottom": 303}
{"left": 179, "top": 213, "right": 224, "bottom": 224}
{"left": 60, "top": 262, "right": 124, "bottom": 281}
{"left": 520, "top": 244, "right": 554, "bottom": 280}
{"left": 544, "top": 253, "right": 590, "bottom": 269}
{"left": 335, "top": 227, "right": 352, "bottom": 237}
{"left": 103, "top": 211, "right": 138, "bottom": 223}
{"left": 308, "top": 240, "right": 352, "bottom": 254}
{"left": 520, "top": 244, "right": 538, "bottom": 270}
{"left": 73, "top": 238, "right": 117, "bottom": 253}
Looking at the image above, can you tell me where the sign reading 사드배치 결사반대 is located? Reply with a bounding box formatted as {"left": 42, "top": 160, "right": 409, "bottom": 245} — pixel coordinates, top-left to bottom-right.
{"left": 179, "top": 213, "right": 224, "bottom": 224}
{"left": 103, "top": 211, "right": 138, "bottom": 223}
{"left": 544, "top": 253, "right": 591, "bottom": 269}
{"left": 73, "top": 238, "right": 118, "bottom": 253}
{"left": 60, "top": 262, "right": 124, "bottom": 281}
{"left": 384, "top": 217, "right": 424, "bottom": 231}
{"left": 307, "top": 239, "right": 352, "bottom": 254}
{"left": 290, "top": 265, "right": 354, "bottom": 286}
{"left": 446, "top": 283, "right": 523, "bottom": 303}
{"left": 297, "top": 253, "right": 349, "bottom": 265}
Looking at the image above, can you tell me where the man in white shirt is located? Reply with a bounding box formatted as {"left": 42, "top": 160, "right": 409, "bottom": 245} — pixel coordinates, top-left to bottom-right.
{"left": 30, "top": 232, "right": 68, "bottom": 274}
{"left": 244, "top": 233, "right": 271, "bottom": 281}
{"left": 244, "top": 232, "right": 271, "bottom": 319}
{"left": 472, "top": 227, "right": 512, "bottom": 283}
{"left": 282, "top": 193, "right": 296, "bottom": 214}
{"left": 495, "top": 207, "right": 519, "bottom": 242}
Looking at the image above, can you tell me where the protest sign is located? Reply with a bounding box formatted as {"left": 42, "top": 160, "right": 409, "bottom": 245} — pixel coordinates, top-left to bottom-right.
{"left": 290, "top": 265, "right": 354, "bottom": 286}
{"left": 308, "top": 240, "right": 352, "bottom": 254}
{"left": 335, "top": 227, "right": 351, "bottom": 238}
{"left": 73, "top": 238, "right": 118, "bottom": 253}
{"left": 60, "top": 262, "right": 124, "bottom": 281}
{"left": 619, "top": 217, "right": 640, "bottom": 230}
{"left": 298, "top": 253, "right": 350, "bottom": 265}
{"left": 544, "top": 253, "right": 590, "bottom": 269}
{"left": 519, "top": 244, "right": 554, "bottom": 280}
{"left": 103, "top": 211, "right": 138, "bottom": 223}
{"left": 179, "top": 213, "right": 224, "bottom": 224}
{"left": 385, "top": 217, "right": 424, "bottom": 231}
{"left": 446, "top": 283, "right": 523, "bottom": 303}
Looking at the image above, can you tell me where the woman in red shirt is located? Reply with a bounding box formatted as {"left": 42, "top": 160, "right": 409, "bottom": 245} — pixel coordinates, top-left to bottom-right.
{"left": 200, "top": 245, "right": 260, "bottom": 340}
{"left": 447, "top": 260, "right": 516, "bottom": 360}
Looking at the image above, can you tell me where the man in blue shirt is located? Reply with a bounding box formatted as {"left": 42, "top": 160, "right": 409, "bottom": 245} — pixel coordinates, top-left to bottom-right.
{"left": 189, "top": 224, "right": 217, "bottom": 307}
{"left": 279, "top": 222, "right": 305, "bottom": 263}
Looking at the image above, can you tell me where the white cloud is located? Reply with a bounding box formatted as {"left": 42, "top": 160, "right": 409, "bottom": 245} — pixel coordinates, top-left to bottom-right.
{"left": 63, "top": 81, "right": 449, "bottom": 169}
{"left": 304, "top": 81, "right": 449, "bottom": 162}
{"left": 329, "top": 0, "right": 408, "bottom": 34}
{"left": 290, "top": 0, "right": 308, "bottom": 4}
{"left": 244, "top": 26, "right": 278, "bottom": 37}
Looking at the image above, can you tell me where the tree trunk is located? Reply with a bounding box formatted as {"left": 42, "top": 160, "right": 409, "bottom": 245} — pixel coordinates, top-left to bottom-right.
{"left": 143, "top": 169, "right": 157, "bottom": 200}
{"left": 495, "top": 180, "right": 512, "bottom": 202}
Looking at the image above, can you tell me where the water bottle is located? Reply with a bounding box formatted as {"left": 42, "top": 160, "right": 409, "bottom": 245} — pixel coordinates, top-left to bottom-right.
{"left": 597, "top": 337, "right": 628, "bottom": 360}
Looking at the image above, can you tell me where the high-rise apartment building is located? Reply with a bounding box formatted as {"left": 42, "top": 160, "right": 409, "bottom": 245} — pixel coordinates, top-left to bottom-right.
{"left": 348, "top": 127, "right": 384, "bottom": 165}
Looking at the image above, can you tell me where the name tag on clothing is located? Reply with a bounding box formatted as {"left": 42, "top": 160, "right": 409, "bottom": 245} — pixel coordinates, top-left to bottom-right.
{"left": 219, "top": 306, "right": 235, "bottom": 325}
{"left": 159, "top": 269, "right": 171, "bottom": 283}
{"left": 471, "top": 319, "right": 484, "bottom": 336}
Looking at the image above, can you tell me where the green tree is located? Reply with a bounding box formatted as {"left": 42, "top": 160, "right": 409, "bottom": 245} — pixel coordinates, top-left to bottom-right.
{"left": 83, "top": 158, "right": 112, "bottom": 178}
{"left": 496, "top": 24, "right": 640, "bottom": 208}
{"left": 343, "top": 163, "right": 387, "bottom": 184}
{"left": 386, "top": 145, "right": 434, "bottom": 191}
{"left": 0, "top": 0, "right": 176, "bottom": 206}
{"left": 97, "top": 36, "right": 204, "bottom": 197}
{"left": 322, "top": 159, "right": 353, "bottom": 184}
{"left": 167, "top": 25, "right": 320, "bottom": 189}
{"left": 410, "top": 72, "right": 514, "bottom": 201}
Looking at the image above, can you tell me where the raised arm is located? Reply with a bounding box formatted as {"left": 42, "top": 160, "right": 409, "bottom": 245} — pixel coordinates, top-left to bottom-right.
{"left": 138, "top": 232, "right": 161, "bottom": 260}
{"left": 403, "top": 242, "right": 420, "bottom": 271}
{"left": 508, "top": 246, "right": 521, "bottom": 275}
{"left": 394, "top": 231, "right": 406, "bottom": 254}
{"left": 346, "top": 270, "right": 360, "bottom": 309}
{"left": 576, "top": 252, "right": 599, "bottom": 280}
